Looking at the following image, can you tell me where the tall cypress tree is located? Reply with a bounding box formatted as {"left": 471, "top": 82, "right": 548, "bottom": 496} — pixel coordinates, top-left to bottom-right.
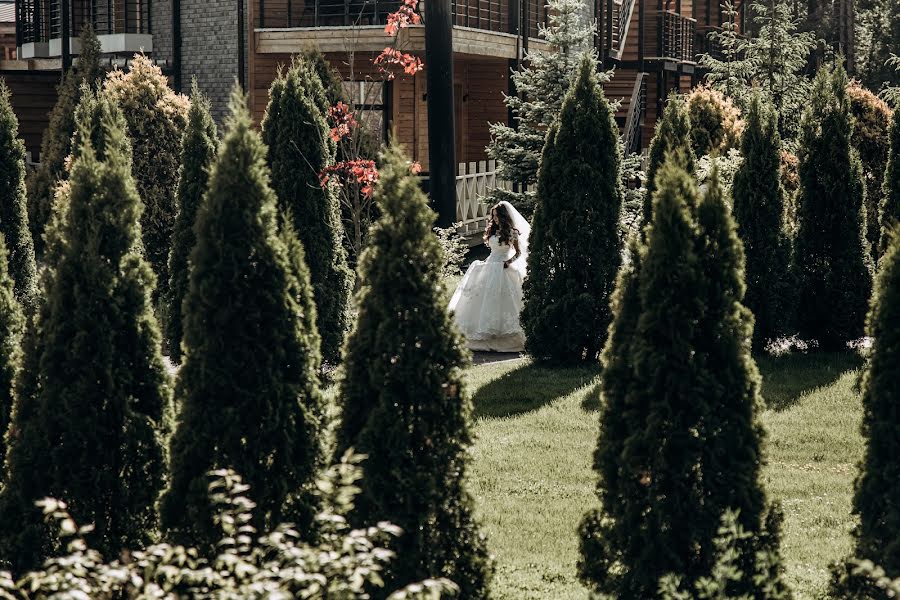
{"left": 794, "top": 63, "right": 872, "bottom": 350}
{"left": 732, "top": 95, "right": 794, "bottom": 347}
{"left": 521, "top": 55, "right": 622, "bottom": 364}
{"left": 165, "top": 81, "right": 218, "bottom": 364}
{"left": 580, "top": 163, "right": 788, "bottom": 599}
{"left": 261, "top": 57, "right": 353, "bottom": 366}
{"left": 643, "top": 94, "right": 696, "bottom": 226}
{"left": 0, "top": 80, "right": 36, "bottom": 309}
{"left": 880, "top": 109, "right": 900, "bottom": 260}
{"left": 159, "top": 89, "right": 324, "bottom": 549}
{"left": 0, "top": 91, "right": 172, "bottom": 574}
{"left": 26, "top": 26, "right": 103, "bottom": 259}
{"left": 335, "top": 145, "right": 493, "bottom": 599}
{"left": 0, "top": 236, "right": 23, "bottom": 459}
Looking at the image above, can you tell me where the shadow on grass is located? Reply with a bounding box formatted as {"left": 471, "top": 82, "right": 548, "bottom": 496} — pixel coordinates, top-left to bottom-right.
{"left": 472, "top": 362, "right": 599, "bottom": 419}
{"left": 757, "top": 351, "right": 864, "bottom": 412}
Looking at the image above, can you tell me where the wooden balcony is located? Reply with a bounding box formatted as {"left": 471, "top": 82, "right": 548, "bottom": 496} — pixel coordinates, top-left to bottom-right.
{"left": 658, "top": 10, "right": 694, "bottom": 63}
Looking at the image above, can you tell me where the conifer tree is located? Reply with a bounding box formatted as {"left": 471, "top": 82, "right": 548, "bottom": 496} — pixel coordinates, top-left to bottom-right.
{"left": 334, "top": 145, "right": 493, "bottom": 599}
{"left": 0, "top": 80, "right": 36, "bottom": 308}
{"left": 165, "top": 81, "right": 218, "bottom": 363}
{"left": 0, "top": 236, "right": 23, "bottom": 457}
{"left": 0, "top": 91, "right": 172, "bottom": 574}
{"left": 104, "top": 55, "right": 189, "bottom": 301}
{"left": 160, "top": 89, "right": 324, "bottom": 549}
{"left": 521, "top": 55, "right": 622, "bottom": 363}
{"left": 580, "top": 163, "right": 789, "bottom": 599}
{"left": 794, "top": 63, "right": 872, "bottom": 350}
{"left": 732, "top": 96, "right": 794, "bottom": 347}
{"left": 486, "top": 0, "right": 604, "bottom": 213}
{"left": 880, "top": 109, "right": 900, "bottom": 259}
{"left": 26, "top": 26, "right": 103, "bottom": 259}
{"left": 262, "top": 59, "right": 353, "bottom": 366}
{"left": 643, "top": 94, "right": 696, "bottom": 225}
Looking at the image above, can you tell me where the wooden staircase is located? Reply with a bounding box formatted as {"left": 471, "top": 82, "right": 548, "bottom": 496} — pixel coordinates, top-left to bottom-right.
{"left": 604, "top": 69, "right": 647, "bottom": 154}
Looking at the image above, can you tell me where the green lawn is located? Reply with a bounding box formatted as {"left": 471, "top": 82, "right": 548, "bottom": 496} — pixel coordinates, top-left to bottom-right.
{"left": 465, "top": 352, "right": 865, "bottom": 600}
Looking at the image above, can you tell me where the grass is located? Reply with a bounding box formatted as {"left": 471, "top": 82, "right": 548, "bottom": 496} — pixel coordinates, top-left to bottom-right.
{"left": 465, "top": 351, "right": 866, "bottom": 600}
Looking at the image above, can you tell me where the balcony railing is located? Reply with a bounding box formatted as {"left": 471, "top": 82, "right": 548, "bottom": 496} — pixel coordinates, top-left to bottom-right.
{"left": 659, "top": 10, "right": 695, "bottom": 62}
{"left": 18, "top": 0, "right": 151, "bottom": 46}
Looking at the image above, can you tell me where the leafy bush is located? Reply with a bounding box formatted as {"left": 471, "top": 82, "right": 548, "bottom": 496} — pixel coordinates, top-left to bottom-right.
{"left": 433, "top": 223, "right": 467, "bottom": 279}
{"left": 687, "top": 85, "right": 744, "bottom": 157}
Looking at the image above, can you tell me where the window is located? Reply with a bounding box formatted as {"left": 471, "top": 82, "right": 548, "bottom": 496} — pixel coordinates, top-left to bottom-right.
{"left": 342, "top": 80, "right": 388, "bottom": 144}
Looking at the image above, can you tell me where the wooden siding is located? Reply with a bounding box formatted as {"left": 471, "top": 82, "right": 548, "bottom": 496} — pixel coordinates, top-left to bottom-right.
{"left": 2, "top": 70, "right": 60, "bottom": 159}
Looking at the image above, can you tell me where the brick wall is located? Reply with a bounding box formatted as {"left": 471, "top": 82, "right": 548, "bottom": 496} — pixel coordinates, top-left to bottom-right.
{"left": 152, "top": 0, "right": 174, "bottom": 67}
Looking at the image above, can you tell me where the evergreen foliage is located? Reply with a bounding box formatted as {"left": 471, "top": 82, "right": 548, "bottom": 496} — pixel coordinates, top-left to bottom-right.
{"left": 159, "top": 89, "right": 324, "bottom": 550}
{"left": 261, "top": 59, "right": 353, "bottom": 366}
{"left": 334, "top": 144, "right": 493, "bottom": 599}
{"left": 732, "top": 96, "right": 794, "bottom": 347}
{"left": 881, "top": 109, "right": 900, "bottom": 258}
{"left": 686, "top": 85, "right": 743, "bottom": 157}
{"left": 165, "top": 81, "right": 218, "bottom": 364}
{"left": 104, "top": 55, "right": 189, "bottom": 301}
{"left": 0, "top": 80, "right": 36, "bottom": 308}
{"left": 579, "top": 163, "right": 789, "bottom": 599}
{"left": 0, "top": 236, "right": 23, "bottom": 459}
{"left": 521, "top": 55, "right": 623, "bottom": 364}
{"left": 26, "top": 26, "right": 103, "bottom": 259}
{"left": 643, "top": 94, "right": 696, "bottom": 225}
{"left": 794, "top": 63, "right": 872, "bottom": 350}
{"left": 0, "top": 91, "right": 172, "bottom": 574}
{"left": 486, "top": 0, "right": 606, "bottom": 214}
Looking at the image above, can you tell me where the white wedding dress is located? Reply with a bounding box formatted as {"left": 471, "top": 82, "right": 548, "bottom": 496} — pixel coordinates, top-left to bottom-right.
{"left": 448, "top": 202, "right": 529, "bottom": 353}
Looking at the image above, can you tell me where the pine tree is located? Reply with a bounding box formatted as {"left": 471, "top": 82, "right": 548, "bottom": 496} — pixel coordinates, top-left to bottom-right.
{"left": 262, "top": 58, "right": 353, "bottom": 366}
{"left": 26, "top": 25, "right": 103, "bottom": 259}
{"left": 104, "top": 55, "right": 189, "bottom": 301}
{"left": 794, "top": 63, "right": 872, "bottom": 350}
{"left": 165, "top": 81, "right": 218, "bottom": 364}
{"left": 580, "top": 163, "right": 789, "bottom": 599}
{"left": 0, "top": 91, "right": 172, "bottom": 574}
{"left": 732, "top": 96, "right": 794, "bottom": 347}
{"left": 643, "top": 93, "right": 696, "bottom": 226}
{"left": 520, "top": 55, "right": 622, "bottom": 364}
{"left": 0, "top": 80, "right": 36, "bottom": 309}
{"left": 334, "top": 145, "right": 493, "bottom": 599}
{"left": 880, "top": 109, "right": 900, "bottom": 259}
{"left": 159, "top": 88, "right": 324, "bottom": 549}
{"left": 0, "top": 236, "right": 23, "bottom": 459}
{"left": 486, "top": 0, "right": 603, "bottom": 214}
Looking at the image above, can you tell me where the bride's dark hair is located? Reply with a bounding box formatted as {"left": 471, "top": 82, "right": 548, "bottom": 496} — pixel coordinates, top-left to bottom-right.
{"left": 484, "top": 203, "right": 520, "bottom": 246}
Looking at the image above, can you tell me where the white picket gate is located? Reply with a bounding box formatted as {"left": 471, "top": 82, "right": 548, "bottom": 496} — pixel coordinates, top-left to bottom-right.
{"left": 455, "top": 160, "right": 510, "bottom": 240}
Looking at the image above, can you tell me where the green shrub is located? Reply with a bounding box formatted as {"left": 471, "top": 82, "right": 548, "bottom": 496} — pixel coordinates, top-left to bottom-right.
{"left": 880, "top": 109, "right": 900, "bottom": 260}
{"left": 687, "top": 85, "right": 744, "bottom": 157}
{"left": 643, "top": 94, "right": 696, "bottom": 226}
{"left": 0, "top": 235, "right": 23, "bottom": 464}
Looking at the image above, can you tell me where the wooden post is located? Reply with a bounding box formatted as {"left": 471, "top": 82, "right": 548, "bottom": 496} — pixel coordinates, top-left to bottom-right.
{"left": 425, "top": 0, "right": 457, "bottom": 228}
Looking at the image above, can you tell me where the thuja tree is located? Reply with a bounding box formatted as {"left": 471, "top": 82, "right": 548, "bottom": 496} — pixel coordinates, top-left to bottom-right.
{"left": 521, "top": 55, "right": 622, "bottom": 364}
{"left": 0, "top": 80, "right": 36, "bottom": 308}
{"left": 643, "top": 93, "right": 696, "bottom": 225}
{"left": 794, "top": 63, "right": 872, "bottom": 350}
{"left": 262, "top": 59, "right": 353, "bottom": 365}
{"left": 165, "top": 81, "right": 218, "bottom": 364}
{"left": 882, "top": 109, "right": 900, "bottom": 259}
{"left": 486, "top": 0, "right": 603, "bottom": 214}
{"left": 160, "top": 89, "right": 324, "bottom": 549}
{"left": 0, "top": 92, "right": 172, "bottom": 574}
{"left": 580, "top": 163, "right": 789, "bottom": 599}
{"left": 26, "top": 26, "right": 102, "bottom": 259}
{"left": 831, "top": 228, "right": 900, "bottom": 598}
{"left": 732, "top": 96, "right": 794, "bottom": 347}
{"left": 104, "top": 55, "right": 189, "bottom": 301}
{"left": 0, "top": 236, "right": 23, "bottom": 457}
{"left": 334, "top": 145, "right": 493, "bottom": 599}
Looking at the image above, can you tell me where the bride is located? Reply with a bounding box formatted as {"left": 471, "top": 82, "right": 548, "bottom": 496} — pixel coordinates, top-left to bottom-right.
{"left": 449, "top": 201, "right": 530, "bottom": 352}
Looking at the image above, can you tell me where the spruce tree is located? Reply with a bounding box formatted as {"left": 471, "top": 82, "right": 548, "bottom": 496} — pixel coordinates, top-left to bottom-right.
{"left": 880, "top": 109, "right": 900, "bottom": 259}
{"left": 520, "top": 55, "right": 622, "bottom": 364}
{"left": 732, "top": 96, "right": 794, "bottom": 347}
{"left": 794, "top": 63, "right": 872, "bottom": 350}
{"left": 580, "top": 163, "right": 789, "bottom": 599}
{"left": 26, "top": 26, "right": 102, "bottom": 259}
{"left": 643, "top": 94, "right": 696, "bottom": 226}
{"left": 159, "top": 89, "right": 324, "bottom": 549}
{"left": 0, "top": 91, "right": 172, "bottom": 574}
{"left": 0, "top": 236, "right": 23, "bottom": 457}
{"left": 262, "top": 59, "right": 353, "bottom": 366}
{"left": 0, "top": 80, "right": 36, "bottom": 308}
{"left": 165, "top": 81, "right": 218, "bottom": 363}
{"left": 334, "top": 145, "right": 493, "bottom": 599}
